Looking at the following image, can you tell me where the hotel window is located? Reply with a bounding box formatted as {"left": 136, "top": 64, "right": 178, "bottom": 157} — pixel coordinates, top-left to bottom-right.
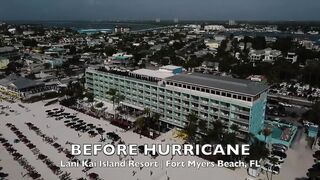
{"left": 206, "top": 89, "right": 210, "bottom": 93}
{"left": 201, "top": 88, "right": 205, "bottom": 92}
{"left": 196, "top": 87, "right": 200, "bottom": 91}
{"left": 178, "top": 84, "right": 182, "bottom": 87}
{"left": 192, "top": 86, "right": 196, "bottom": 90}
{"left": 221, "top": 92, "right": 226, "bottom": 96}
{"left": 233, "top": 94, "right": 237, "bottom": 99}
{"left": 247, "top": 97, "right": 252, "bottom": 102}
{"left": 187, "top": 85, "right": 190, "bottom": 89}
{"left": 216, "top": 91, "right": 221, "bottom": 95}
{"left": 242, "top": 96, "right": 247, "bottom": 101}
{"left": 227, "top": 93, "right": 231, "bottom": 98}
{"left": 237, "top": 96, "right": 242, "bottom": 100}
{"left": 183, "top": 85, "right": 186, "bottom": 88}
{"left": 211, "top": 90, "right": 215, "bottom": 94}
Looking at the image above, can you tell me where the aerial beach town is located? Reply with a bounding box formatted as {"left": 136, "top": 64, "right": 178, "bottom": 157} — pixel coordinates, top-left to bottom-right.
{"left": 1, "top": 1, "right": 320, "bottom": 180}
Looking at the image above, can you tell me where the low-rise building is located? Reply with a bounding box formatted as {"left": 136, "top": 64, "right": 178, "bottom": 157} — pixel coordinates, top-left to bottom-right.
{"left": 0, "top": 74, "right": 45, "bottom": 99}
{"left": 249, "top": 48, "right": 282, "bottom": 62}
{"left": 0, "top": 57, "right": 9, "bottom": 69}
{"left": 285, "top": 52, "right": 298, "bottom": 63}
{"left": 205, "top": 40, "right": 221, "bottom": 50}
{"left": 0, "top": 46, "right": 19, "bottom": 59}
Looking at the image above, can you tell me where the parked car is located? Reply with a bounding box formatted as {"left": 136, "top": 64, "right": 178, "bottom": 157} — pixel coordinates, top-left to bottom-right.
{"left": 265, "top": 160, "right": 282, "bottom": 168}
{"left": 261, "top": 164, "right": 280, "bottom": 175}
{"left": 268, "top": 156, "right": 284, "bottom": 163}
{"left": 272, "top": 150, "right": 287, "bottom": 158}
{"left": 272, "top": 147, "right": 286, "bottom": 153}
{"left": 272, "top": 144, "right": 288, "bottom": 151}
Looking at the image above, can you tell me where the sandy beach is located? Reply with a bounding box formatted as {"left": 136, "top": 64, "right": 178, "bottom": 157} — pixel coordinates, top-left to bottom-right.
{"left": 0, "top": 100, "right": 314, "bottom": 180}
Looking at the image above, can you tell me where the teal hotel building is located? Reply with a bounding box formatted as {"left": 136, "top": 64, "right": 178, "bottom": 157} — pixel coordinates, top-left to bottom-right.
{"left": 85, "top": 65, "right": 269, "bottom": 139}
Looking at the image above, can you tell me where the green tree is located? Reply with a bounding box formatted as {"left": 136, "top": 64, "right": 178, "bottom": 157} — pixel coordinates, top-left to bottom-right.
{"left": 247, "top": 139, "right": 269, "bottom": 162}
{"left": 107, "top": 88, "right": 125, "bottom": 118}
{"left": 262, "top": 128, "right": 272, "bottom": 142}
{"left": 303, "top": 101, "right": 320, "bottom": 125}
{"left": 252, "top": 36, "right": 266, "bottom": 50}
{"left": 184, "top": 112, "right": 199, "bottom": 143}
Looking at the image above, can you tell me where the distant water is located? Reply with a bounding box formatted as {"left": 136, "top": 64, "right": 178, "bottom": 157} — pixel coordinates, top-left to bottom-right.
{"left": 6, "top": 20, "right": 168, "bottom": 31}
{"left": 5, "top": 20, "right": 320, "bottom": 42}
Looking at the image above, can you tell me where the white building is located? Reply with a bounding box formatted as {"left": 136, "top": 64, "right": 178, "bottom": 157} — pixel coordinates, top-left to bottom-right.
{"left": 204, "top": 25, "right": 225, "bottom": 31}
{"left": 249, "top": 48, "right": 282, "bottom": 62}
{"left": 285, "top": 52, "right": 298, "bottom": 63}
{"left": 205, "top": 40, "right": 221, "bottom": 50}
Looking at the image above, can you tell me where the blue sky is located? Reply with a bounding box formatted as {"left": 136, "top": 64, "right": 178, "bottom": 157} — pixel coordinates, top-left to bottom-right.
{"left": 0, "top": 0, "right": 319, "bottom": 21}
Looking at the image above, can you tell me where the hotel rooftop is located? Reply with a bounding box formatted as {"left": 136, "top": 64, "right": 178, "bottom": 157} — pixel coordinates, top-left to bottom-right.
{"left": 167, "top": 72, "right": 269, "bottom": 96}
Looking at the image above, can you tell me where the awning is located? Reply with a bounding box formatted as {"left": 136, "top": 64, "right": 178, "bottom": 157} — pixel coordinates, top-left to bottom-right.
{"left": 120, "top": 102, "right": 144, "bottom": 111}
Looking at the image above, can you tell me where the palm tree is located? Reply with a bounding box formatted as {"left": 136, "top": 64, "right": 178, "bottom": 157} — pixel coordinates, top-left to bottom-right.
{"left": 107, "top": 88, "right": 125, "bottom": 119}
{"left": 184, "top": 112, "right": 198, "bottom": 143}
{"left": 151, "top": 113, "right": 161, "bottom": 135}
{"left": 107, "top": 88, "right": 117, "bottom": 112}
{"left": 262, "top": 128, "right": 272, "bottom": 142}
{"left": 135, "top": 116, "right": 145, "bottom": 138}
{"left": 230, "top": 124, "right": 239, "bottom": 134}
{"left": 269, "top": 157, "right": 278, "bottom": 180}
{"left": 248, "top": 140, "right": 269, "bottom": 162}
{"left": 262, "top": 128, "right": 273, "bottom": 149}
{"left": 143, "top": 108, "right": 151, "bottom": 118}
{"left": 208, "top": 120, "right": 224, "bottom": 143}
{"left": 198, "top": 119, "right": 208, "bottom": 134}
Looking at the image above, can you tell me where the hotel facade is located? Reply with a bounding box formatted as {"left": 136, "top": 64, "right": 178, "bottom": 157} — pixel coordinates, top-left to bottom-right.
{"left": 85, "top": 66, "right": 269, "bottom": 138}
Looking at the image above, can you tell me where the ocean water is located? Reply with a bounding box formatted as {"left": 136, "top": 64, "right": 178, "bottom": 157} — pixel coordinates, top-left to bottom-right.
{"left": 6, "top": 20, "right": 169, "bottom": 31}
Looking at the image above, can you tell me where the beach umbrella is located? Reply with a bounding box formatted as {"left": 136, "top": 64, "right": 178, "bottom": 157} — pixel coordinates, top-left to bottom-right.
{"left": 22, "top": 139, "right": 30, "bottom": 144}
{"left": 138, "top": 145, "right": 145, "bottom": 153}
{"left": 66, "top": 154, "right": 74, "bottom": 159}
{"left": 88, "top": 172, "right": 99, "bottom": 179}
{"left": 27, "top": 143, "right": 36, "bottom": 149}
{"left": 53, "top": 143, "right": 61, "bottom": 148}
{"left": 29, "top": 171, "right": 41, "bottom": 179}
{"left": 25, "top": 122, "right": 33, "bottom": 126}
{"left": 149, "top": 151, "right": 159, "bottom": 157}
{"left": 3, "top": 142, "right": 11, "bottom": 147}
{"left": 12, "top": 152, "right": 22, "bottom": 157}
{"left": 0, "top": 139, "right": 8, "bottom": 143}
{"left": 0, "top": 173, "right": 8, "bottom": 177}
{"left": 64, "top": 120, "right": 70, "bottom": 123}
{"left": 38, "top": 154, "right": 47, "bottom": 160}
{"left": 10, "top": 127, "right": 18, "bottom": 131}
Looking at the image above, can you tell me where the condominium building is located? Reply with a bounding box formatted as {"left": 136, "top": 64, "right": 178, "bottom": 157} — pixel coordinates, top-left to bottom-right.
{"left": 85, "top": 66, "right": 269, "bottom": 138}
{"left": 249, "top": 48, "right": 282, "bottom": 63}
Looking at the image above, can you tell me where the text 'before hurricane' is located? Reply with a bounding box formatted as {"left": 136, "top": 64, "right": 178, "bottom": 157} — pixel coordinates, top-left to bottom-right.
{"left": 71, "top": 144, "right": 250, "bottom": 156}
